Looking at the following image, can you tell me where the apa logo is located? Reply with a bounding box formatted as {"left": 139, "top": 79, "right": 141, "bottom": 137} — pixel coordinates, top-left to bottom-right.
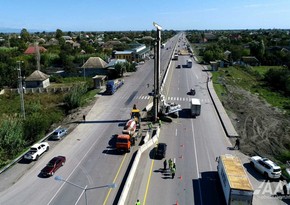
{"left": 254, "top": 181, "right": 284, "bottom": 196}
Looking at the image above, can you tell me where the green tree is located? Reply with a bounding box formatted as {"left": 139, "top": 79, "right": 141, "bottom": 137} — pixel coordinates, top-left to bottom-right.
{"left": 114, "top": 62, "right": 126, "bottom": 77}
{"left": 23, "top": 112, "right": 51, "bottom": 145}
{"left": 0, "top": 118, "right": 24, "bottom": 159}
{"left": 20, "top": 28, "right": 31, "bottom": 42}
{"left": 55, "top": 29, "right": 64, "bottom": 40}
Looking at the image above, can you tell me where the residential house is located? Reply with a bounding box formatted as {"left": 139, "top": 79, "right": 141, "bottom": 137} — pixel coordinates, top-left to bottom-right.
{"left": 241, "top": 56, "right": 260, "bottom": 66}
{"left": 25, "top": 70, "right": 50, "bottom": 88}
{"left": 24, "top": 44, "right": 47, "bottom": 54}
{"left": 81, "top": 57, "right": 108, "bottom": 76}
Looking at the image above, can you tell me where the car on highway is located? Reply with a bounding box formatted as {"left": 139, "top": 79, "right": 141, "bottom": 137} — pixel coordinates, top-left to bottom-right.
{"left": 24, "top": 142, "right": 49, "bottom": 161}
{"left": 50, "top": 128, "right": 67, "bottom": 140}
{"left": 189, "top": 88, "right": 196, "bottom": 95}
{"left": 250, "top": 156, "right": 281, "bottom": 179}
{"left": 41, "top": 156, "right": 66, "bottom": 177}
{"left": 155, "top": 143, "right": 167, "bottom": 159}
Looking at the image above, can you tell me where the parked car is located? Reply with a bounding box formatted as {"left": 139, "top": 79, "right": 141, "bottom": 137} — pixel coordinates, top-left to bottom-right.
{"left": 24, "top": 142, "right": 49, "bottom": 161}
{"left": 250, "top": 156, "right": 281, "bottom": 179}
{"left": 41, "top": 156, "right": 66, "bottom": 177}
{"left": 155, "top": 143, "right": 167, "bottom": 159}
{"left": 50, "top": 128, "right": 67, "bottom": 140}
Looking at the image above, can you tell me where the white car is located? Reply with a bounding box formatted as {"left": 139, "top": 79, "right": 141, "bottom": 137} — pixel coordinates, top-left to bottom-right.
{"left": 24, "top": 142, "right": 49, "bottom": 161}
{"left": 250, "top": 156, "right": 281, "bottom": 179}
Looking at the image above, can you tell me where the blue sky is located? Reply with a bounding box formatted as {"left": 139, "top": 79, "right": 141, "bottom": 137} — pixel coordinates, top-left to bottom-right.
{"left": 0, "top": 0, "right": 290, "bottom": 32}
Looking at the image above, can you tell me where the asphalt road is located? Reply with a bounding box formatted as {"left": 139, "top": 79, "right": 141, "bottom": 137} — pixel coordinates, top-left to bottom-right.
{"left": 1, "top": 33, "right": 287, "bottom": 205}
{"left": 0, "top": 35, "right": 180, "bottom": 205}
{"left": 125, "top": 35, "right": 289, "bottom": 205}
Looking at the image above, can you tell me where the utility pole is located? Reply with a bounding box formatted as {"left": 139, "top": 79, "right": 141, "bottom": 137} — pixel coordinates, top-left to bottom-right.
{"left": 17, "top": 61, "right": 26, "bottom": 119}
{"left": 153, "top": 22, "right": 162, "bottom": 122}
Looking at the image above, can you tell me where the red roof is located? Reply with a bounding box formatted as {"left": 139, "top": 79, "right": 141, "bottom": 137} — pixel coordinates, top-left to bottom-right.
{"left": 24, "top": 45, "right": 47, "bottom": 54}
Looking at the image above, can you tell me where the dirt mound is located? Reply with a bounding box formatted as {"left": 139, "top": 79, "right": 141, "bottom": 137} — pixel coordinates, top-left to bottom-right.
{"left": 222, "top": 85, "right": 290, "bottom": 159}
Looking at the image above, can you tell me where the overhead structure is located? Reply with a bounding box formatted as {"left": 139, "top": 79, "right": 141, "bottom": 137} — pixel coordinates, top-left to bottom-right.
{"left": 153, "top": 22, "right": 162, "bottom": 122}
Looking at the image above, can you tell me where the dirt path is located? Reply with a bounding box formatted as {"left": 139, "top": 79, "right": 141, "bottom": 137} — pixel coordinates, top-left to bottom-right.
{"left": 222, "top": 84, "right": 290, "bottom": 160}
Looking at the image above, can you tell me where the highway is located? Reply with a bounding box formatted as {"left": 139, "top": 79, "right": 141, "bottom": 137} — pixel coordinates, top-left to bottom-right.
{"left": 125, "top": 35, "right": 288, "bottom": 205}
{"left": 0, "top": 33, "right": 288, "bottom": 205}
{"left": 0, "top": 35, "right": 179, "bottom": 205}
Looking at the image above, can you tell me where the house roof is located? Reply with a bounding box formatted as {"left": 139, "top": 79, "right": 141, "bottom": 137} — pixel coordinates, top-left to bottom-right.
{"left": 25, "top": 70, "right": 50, "bottom": 81}
{"left": 106, "top": 59, "right": 127, "bottom": 69}
{"left": 120, "top": 36, "right": 132, "bottom": 42}
{"left": 242, "top": 56, "right": 259, "bottom": 63}
{"left": 82, "top": 57, "right": 107, "bottom": 69}
{"left": 115, "top": 50, "right": 132, "bottom": 55}
{"left": 24, "top": 45, "right": 47, "bottom": 54}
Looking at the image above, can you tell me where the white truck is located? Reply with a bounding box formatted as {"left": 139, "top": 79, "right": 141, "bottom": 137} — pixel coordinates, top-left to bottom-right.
{"left": 190, "top": 98, "right": 201, "bottom": 117}
{"left": 24, "top": 142, "right": 49, "bottom": 161}
{"left": 217, "top": 154, "right": 254, "bottom": 205}
{"left": 187, "top": 59, "right": 192, "bottom": 68}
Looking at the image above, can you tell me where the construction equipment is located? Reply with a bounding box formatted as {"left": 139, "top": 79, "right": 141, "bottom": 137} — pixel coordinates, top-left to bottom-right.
{"left": 160, "top": 95, "right": 181, "bottom": 117}
{"left": 116, "top": 134, "right": 131, "bottom": 153}
{"left": 131, "top": 107, "right": 141, "bottom": 129}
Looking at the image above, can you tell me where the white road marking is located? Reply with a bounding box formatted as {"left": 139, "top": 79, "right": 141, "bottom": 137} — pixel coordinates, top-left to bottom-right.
{"left": 74, "top": 185, "right": 87, "bottom": 205}
{"left": 47, "top": 128, "right": 107, "bottom": 205}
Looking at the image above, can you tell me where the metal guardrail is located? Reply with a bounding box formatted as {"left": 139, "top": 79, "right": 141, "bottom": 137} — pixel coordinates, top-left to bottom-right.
{"left": 0, "top": 126, "right": 60, "bottom": 174}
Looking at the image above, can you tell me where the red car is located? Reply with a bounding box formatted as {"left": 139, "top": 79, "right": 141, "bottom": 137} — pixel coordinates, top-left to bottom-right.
{"left": 41, "top": 156, "right": 66, "bottom": 177}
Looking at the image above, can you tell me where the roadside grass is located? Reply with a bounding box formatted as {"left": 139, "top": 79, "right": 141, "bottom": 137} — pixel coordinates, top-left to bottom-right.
{"left": 212, "top": 66, "right": 290, "bottom": 112}
{"left": 0, "top": 78, "right": 100, "bottom": 169}
{"left": 251, "top": 66, "right": 283, "bottom": 76}
{"left": 80, "top": 89, "right": 99, "bottom": 106}
{"left": 211, "top": 72, "right": 226, "bottom": 98}
{"left": 212, "top": 66, "right": 290, "bottom": 179}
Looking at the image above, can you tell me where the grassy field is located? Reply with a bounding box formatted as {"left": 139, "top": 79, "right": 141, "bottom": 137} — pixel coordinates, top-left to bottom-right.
{"left": 212, "top": 66, "right": 290, "bottom": 112}
{"left": 0, "top": 77, "right": 100, "bottom": 168}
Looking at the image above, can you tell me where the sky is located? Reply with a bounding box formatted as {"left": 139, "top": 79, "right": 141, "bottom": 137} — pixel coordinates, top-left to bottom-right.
{"left": 0, "top": 0, "right": 290, "bottom": 32}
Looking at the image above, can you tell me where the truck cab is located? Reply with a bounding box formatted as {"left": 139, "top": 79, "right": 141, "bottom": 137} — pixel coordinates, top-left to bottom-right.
{"left": 116, "top": 134, "right": 131, "bottom": 153}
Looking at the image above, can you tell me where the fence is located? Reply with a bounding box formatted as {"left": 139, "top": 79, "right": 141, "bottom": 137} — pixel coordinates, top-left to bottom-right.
{"left": 3, "top": 86, "right": 73, "bottom": 94}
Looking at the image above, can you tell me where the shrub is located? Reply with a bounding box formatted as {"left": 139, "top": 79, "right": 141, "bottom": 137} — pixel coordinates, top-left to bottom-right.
{"left": 64, "top": 84, "right": 88, "bottom": 110}
{"left": 0, "top": 118, "right": 24, "bottom": 158}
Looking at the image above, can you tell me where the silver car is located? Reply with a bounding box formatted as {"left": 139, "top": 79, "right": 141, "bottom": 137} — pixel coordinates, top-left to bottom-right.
{"left": 50, "top": 128, "right": 67, "bottom": 140}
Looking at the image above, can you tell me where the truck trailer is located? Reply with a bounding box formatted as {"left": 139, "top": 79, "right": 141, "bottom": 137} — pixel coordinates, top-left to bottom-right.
{"left": 217, "top": 154, "right": 254, "bottom": 205}
{"left": 190, "top": 98, "right": 201, "bottom": 117}
{"left": 105, "top": 79, "right": 124, "bottom": 95}
{"left": 187, "top": 59, "right": 192, "bottom": 68}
